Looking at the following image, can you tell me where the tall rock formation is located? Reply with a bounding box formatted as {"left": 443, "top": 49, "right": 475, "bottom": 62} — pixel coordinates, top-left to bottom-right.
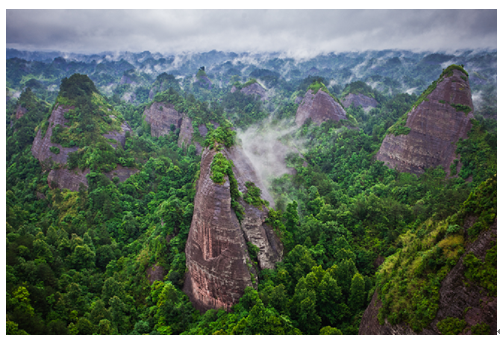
{"left": 295, "top": 88, "right": 347, "bottom": 127}
{"left": 376, "top": 66, "right": 474, "bottom": 175}
{"left": 143, "top": 102, "right": 182, "bottom": 137}
{"left": 184, "top": 144, "right": 282, "bottom": 312}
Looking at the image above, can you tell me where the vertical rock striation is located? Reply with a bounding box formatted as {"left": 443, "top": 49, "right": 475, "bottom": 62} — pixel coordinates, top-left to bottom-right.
{"left": 143, "top": 102, "right": 182, "bottom": 137}
{"left": 295, "top": 89, "right": 347, "bottom": 127}
{"left": 376, "top": 68, "right": 474, "bottom": 175}
{"left": 184, "top": 145, "right": 282, "bottom": 312}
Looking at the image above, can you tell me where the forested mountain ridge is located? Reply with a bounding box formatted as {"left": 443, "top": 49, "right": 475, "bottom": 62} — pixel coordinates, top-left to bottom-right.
{"left": 6, "top": 48, "right": 497, "bottom": 335}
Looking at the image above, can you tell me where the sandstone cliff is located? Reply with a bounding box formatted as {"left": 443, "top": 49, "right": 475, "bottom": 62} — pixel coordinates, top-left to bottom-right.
{"left": 47, "top": 165, "right": 138, "bottom": 191}
{"left": 32, "top": 103, "right": 137, "bottom": 191}
{"left": 376, "top": 67, "right": 474, "bottom": 175}
{"left": 341, "top": 93, "right": 378, "bottom": 111}
{"left": 178, "top": 115, "right": 195, "bottom": 148}
{"left": 295, "top": 89, "right": 347, "bottom": 127}
{"left": 103, "top": 121, "right": 132, "bottom": 149}
{"left": 184, "top": 145, "right": 282, "bottom": 312}
{"left": 359, "top": 217, "right": 497, "bottom": 335}
{"left": 143, "top": 102, "right": 182, "bottom": 137}
{"left": 32, "top": 104, "right": 79, "bottom": 165}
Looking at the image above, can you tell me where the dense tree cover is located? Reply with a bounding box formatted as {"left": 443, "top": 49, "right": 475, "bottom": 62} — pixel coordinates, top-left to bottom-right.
{"left": 5, "top": 60, "right": 497, "bottom": 335}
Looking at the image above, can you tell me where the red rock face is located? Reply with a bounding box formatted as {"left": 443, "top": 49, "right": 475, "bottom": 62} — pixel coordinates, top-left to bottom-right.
{"left": 31, "top": 104, "right": 79, "bottom": 164}
{"left": 376, "top": 69, "right": 474, "bottom": 176}
{"left": 103, "top": 122, "right": 132, "bottom": 148}
{"left": 184, "top": 146, "right": 283, "bottom": 312}
{"left": 178, "top": 115, "right": 194, "bottom": 148}
{"left": 295, "top": 89, "right": 347, "bottom": 127}
{"left": 15, "top": 106, "right": 27, "bottom": 120}
{"left": 341, "top": 93, "right": 378, "bottom": 110}
{"left": 143, "top": 102, "right": 182, "bottom": 137}
{"left": 184, "top": 149, "right": 257, "bottom": 312}
{"left": 47, "top": 165, "right": 138, "bottom": 191}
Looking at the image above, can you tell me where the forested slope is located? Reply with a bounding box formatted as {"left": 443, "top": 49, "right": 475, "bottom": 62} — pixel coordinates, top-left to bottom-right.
{"left": 6, "top": 53, "right": 497, "bottom": 335}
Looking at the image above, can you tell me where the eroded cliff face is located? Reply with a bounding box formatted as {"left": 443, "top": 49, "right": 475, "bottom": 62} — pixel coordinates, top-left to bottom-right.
{"left": 376, "top": 69, "right": 474, "bottom": 175}
{"left": 295, "top": 89, "right": 347, "bottom": 127}
{"left": 143, "top": 102, "right": 182, "bottom": 137}
{"left": 103, "top": 121, "right": 132, "bottom": 149}
{"left": 32, "top": 104, "right": 79, "bottom": 164}
{"left": 359, "top": 217, "right": 497, "bottom": 335}
{"left": 231, "top": 83, "right": 267, "bottom": 101}
{"left": 184, "top": 146, "right": 282, "bottom": 312}
{"left": 178, "top": 115, "right": 194, "bottom": 148}
{"left": 32, "top": 104, "right": 138, "bottom": 191}
{"left": 341, "top": 93, "right": 378, "bottom": 111}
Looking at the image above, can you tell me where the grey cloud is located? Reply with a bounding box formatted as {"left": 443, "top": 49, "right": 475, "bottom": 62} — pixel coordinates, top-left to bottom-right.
{"left": 6, "top": 9, "right": 497, "bottom": 56}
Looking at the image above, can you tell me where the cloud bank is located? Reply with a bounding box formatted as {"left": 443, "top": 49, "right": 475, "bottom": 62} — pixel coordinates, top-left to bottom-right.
{"left": 6, "top": 9, "right": 497, "bottom": 57}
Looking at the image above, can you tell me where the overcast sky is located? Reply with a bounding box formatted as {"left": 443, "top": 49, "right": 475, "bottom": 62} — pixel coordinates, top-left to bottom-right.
{"left": 6, "top": 9, "right": 497, "bottom": 57}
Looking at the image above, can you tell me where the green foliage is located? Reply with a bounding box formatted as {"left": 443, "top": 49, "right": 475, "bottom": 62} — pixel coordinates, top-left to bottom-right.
{"left": 375, "top": 176, "right": 496, "bottom": 332}
{"left": 442, "top": 64, "right": 469, "bottom": 78}
{"left": 49, "top": 146, "right": 60, "bottom": 154}
{"left": 436, "top": 317, "right": 467, "bottom": 335}
{"left": 59, "top": 74, "right": 98, "bottom": 101}
{"left": 451, "top": 103, "right": 472, "bottom": 115}
{"left": 204, "top": 121, "right": 236, "bottom": 149}
{"left": 463, "top": 243, "right": 496, "bottom": 296}
{"left": 210, "top": 152, "right": 232, "bottom": 184}
{"left": 243, "top": 181, "right": 269, "bottom": 209}
{"left": 196, "top": 68, "right": 207, "bottom": 78}
{"left": 471, "top": 322, "right": 490, "bottom": 335}
{"left": 307, "top": 80, "right": 344, "bottom": 106}
{"left": 320, "top": 326, "right": 343, "bottom": 334}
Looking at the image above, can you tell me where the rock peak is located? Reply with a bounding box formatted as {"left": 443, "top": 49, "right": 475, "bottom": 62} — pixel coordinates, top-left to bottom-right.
{"left": 376, "top": 66, "right": 474, "bottom": 176}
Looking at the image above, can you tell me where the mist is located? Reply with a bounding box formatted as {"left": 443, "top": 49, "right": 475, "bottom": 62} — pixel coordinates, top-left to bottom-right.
{"left": 236, "top": 119, "right": 305, "bottom": 188}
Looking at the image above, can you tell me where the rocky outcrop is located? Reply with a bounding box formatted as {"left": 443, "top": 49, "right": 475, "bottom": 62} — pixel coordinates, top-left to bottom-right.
{"left": 31, "top": 104, "right": 79, "bottom": 164}
{"left": 103, "top": 122, "right": 132, "bottom": 148}
{"left": 183, "top": 146, "right": 282, "bottom": 312}
{"left": 183, "top": 148, "right": 257, "bottom": 312}
{"left": 295, "top": 89, "right": 347, "bottom": 127}
{"left": 231, "top": 83, "right": 267, "bottom": 101}
{"left": 341, "top": 93, "right": 378, "bottom": 111}
{"left": 294, "top": 96, "right": 302, "bottom": 104}
{"left": 15, "top": 106, "right": 27, "bottom": 120}
{"left": 376, "top": 69, "right": 474, "bottom": 176}
{"left": 143, "top": 102, "right": 182, "bottom": 137}
{"left": 178, "top": 115, "right": 194, "bottom": 148}
{"left": 359, "top": 217, "right": 497, "bottom": 335}
{"left": 241, "top": 83, "right": 267, "bottom": 101}
{"left": 47, "top": 165, "right": 138, "bottom": 191}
